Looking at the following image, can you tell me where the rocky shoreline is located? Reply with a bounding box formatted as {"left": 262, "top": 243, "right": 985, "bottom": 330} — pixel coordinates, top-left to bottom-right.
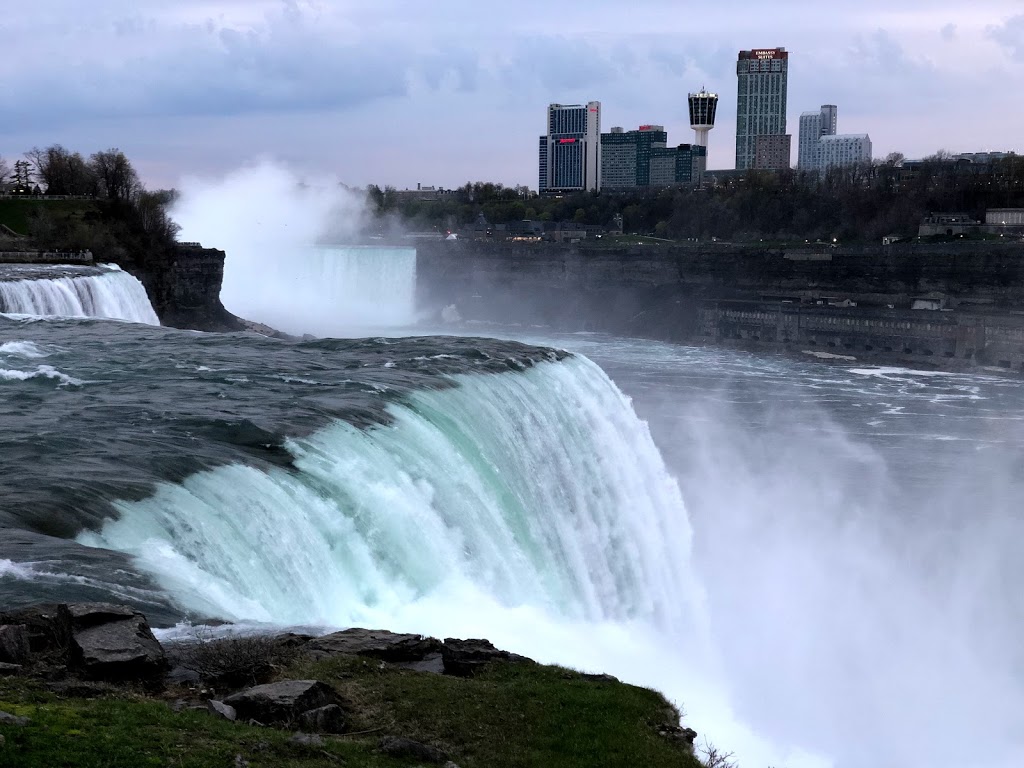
{"left": 0, "top": 603, "right": 702, "bottom": 767}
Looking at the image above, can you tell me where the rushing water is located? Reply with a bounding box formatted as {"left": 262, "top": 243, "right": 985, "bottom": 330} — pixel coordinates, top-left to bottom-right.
{"left": 1, "top": 254, "right": 1023, "bottom": 767}
{"left": 0, "top": 265, "right": 159, "bottom": 324}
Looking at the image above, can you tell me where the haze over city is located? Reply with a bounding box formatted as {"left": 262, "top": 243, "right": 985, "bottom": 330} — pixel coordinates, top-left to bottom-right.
{"left": 2, "top": 1, "right": 1023, "bottom": 189}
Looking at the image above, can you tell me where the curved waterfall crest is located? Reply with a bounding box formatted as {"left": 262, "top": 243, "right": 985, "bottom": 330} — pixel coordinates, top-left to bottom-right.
{"left": 0, "top": 268, "right": 159, "bottom": 325}
{"left": 80, "top": 355, "right": 704, "bottom": 634}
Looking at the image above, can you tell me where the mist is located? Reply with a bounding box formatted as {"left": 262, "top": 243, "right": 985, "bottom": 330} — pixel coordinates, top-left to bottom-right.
{"left": 172, "top": 161, "right": 417, "bottom": 337}
{"left": 625, "top": 358, "right": 1024, "bottom": 768}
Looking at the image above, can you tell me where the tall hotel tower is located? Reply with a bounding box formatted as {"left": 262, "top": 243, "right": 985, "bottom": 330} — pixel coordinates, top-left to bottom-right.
{"left": 688, "top": 89, "right": 719, "bottom": 148}
{"left": 735, "top": 48, "right": 789, "bottom": 171}
{"left": 798, "top": 105, "right": 838, "bottom": 171}
{"left": 538, "top": 101, "right": 601, "bottom": 194}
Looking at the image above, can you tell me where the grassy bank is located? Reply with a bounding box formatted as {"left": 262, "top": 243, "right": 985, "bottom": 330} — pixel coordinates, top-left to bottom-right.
{"left": 0, "top": 198, "right": 98, "bottom": 238}
{"left": 0, "top": 656, "right": 701, "bottom": 768}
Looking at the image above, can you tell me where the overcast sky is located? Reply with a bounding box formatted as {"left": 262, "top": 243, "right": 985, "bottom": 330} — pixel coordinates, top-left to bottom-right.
{"left": 2, "top": 1, "right": 1022, "bottom": 190}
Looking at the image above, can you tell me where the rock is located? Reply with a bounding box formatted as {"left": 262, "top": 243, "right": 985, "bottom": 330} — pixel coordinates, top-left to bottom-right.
{"left": 233, "top": 755, "right": 249, "bottom": 768}
{"left": 66, "top": 603, "right": 138, "bottom": 627}
{"left": 0, "top": 663, "right": 23, "bottom": 676}
{"left": 0, "top": 711, "right": 30, "bottom": 727}
{"left": 657, "top": 724, "right": 698, "bottom": 751}
{"left": 224, "top": 680, "right": 338, "bottom": 725}
{"left": 207, "top": 700, "right": 237, "bottom": 722}
{"left": 67, "top": 606, "right": 166, "bottom": 682}
{"left": 378, "top": 736, "right": 449, "bottom": 764}
{"left": 0, "top": 625, "right": 30, "bottom": 665}
{"left": 307, "top": 628, "right": 442, "bottom": 662}
{"left": 0, "top": 605, "right": 70, "bottom": 654}
{"left": 298, "top": 704, "right": 345, "bottom": 734}
{"left": 441, "top": 638, "right": 533, "bottom": 677}
{"left": 580, "top": 672, "right": 619, "bottom": 683}
{"left": 444, "top": 763, "right": 461, "bottom": 768}
{"left": 289, "top": 732, "right": 324, "bottom": 747}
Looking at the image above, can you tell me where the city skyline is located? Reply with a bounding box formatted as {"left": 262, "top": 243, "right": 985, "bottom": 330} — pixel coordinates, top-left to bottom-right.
{"left": 1, "top": 1, "right": 1023, "bottom": 190}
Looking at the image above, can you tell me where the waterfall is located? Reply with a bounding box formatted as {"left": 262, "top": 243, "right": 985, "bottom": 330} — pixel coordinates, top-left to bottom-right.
{"left": 220, "top": 245, "right": 417, "bottom": 337}
{"left": 0, "top": 267, "right": 159, "bottom": 325}
{"left": 79, "top": 355, "right": 701, "bottom": 631}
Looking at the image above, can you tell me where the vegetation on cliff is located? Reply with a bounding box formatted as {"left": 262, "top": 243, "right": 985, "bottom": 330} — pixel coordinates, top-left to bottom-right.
{"left": 0, "top": 146, "right": 179, "bottom": 273}
{"left": 0, "top": 604, "right": 705, "bottom": 768}
{"left": 368, "top": 153, "right": 1024, "bottom": 244}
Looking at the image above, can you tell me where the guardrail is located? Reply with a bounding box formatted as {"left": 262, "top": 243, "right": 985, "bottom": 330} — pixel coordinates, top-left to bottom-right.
{"left": 0, "top": 250, "right": 94, "bottom": 264}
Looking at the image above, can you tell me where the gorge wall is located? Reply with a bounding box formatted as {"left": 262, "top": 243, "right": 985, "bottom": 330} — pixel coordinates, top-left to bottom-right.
{"left": 415, "top": 239, "right": 1024, "bottom": 371}
{"left": 130, "top": 244, "right": 241, "bottom": 331}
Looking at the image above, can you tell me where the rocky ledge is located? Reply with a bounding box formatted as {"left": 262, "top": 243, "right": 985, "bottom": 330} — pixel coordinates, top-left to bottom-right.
{"left": 0, "top": 604, "right": 703, "bottom": 768}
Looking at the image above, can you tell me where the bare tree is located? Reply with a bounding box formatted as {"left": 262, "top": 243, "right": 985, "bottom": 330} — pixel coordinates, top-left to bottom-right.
{"left": 89, "top": 148, "right": 140, "bottom": 202}
{"left": 26, "top": 145, "right": 96, "bottom": 196}
{"left": 0, "top": 156, "right": 9, "bottom": 192}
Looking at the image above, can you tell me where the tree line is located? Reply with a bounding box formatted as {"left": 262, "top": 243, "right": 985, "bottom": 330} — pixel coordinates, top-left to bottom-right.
{"left": 366, "top": 153, "right": 1024, "bottom": 243}
{"left": 0, "top": 145, "right": 179, "bottom": 265}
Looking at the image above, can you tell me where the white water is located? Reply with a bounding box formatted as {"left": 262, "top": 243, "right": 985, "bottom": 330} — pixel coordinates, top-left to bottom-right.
{"left": 172, "top": 162, "right": 416, "bottom": 336}
{"left": 221, "top": 245, "right": 416, "bottom": 336}
{"left": 82, "top": 356, "right": 811, "bottom": 761}
{"left": 0, "top": 268, "right": 159, "bottom": 325}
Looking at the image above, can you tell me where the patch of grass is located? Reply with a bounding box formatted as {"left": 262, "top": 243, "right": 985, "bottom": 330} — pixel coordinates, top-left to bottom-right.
{"left": 0, "top": 198, "right": 98, "bottom": 237}
{"left": 0, "top": 656, "right": 701, "bottom": 768}
{"left": 0, "top": 680, "right": 406, "bottom": 768}
{"left": 288, "top": 655, "right": 702, "bottom": 768}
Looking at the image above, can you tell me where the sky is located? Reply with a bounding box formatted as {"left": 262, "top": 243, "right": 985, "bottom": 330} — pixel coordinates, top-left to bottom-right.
{"left": 1, "top": 0, "right": 1023, "bottom": 191}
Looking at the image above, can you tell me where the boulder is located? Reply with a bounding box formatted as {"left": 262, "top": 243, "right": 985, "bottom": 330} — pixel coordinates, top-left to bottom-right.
{"left": 441, "top": 638, "right": 532, "bottom": 677}
{"left": 67, "top": 605, "right": 166, "bottom": 682}
{"left": 298, "top": 704, "right": 345, "bottom": 734}
{"left": 378, "top": 736, "right": 449, "bottom": 764}
{"left": 0, "top": 605, "right": 70, "bottom": 654}
{"left": 289, "top": 733, "right": 324, "bottom": 747}
{"left": 0, "top": 625, "right": 30, "bottom": 665}
{"left": 207, "top": 700, "right": 237, "bottom": 722}
{"left": 0, "top": 711, "right": 30, "bottom": 727}
{"left": 306, "top": 628, "right": 441, "bottom": 662}
{"left": 224, "top": 680, "right": 338, "bottom": 725}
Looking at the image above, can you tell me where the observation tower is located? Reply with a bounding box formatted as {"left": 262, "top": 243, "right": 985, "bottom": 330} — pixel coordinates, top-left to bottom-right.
{"left": 688, "top": 88, "right": 719, "bottom": 148}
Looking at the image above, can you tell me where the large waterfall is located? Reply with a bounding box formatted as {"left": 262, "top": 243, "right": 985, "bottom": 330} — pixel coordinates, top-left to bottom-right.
{"left": 220, "top": 245, "right": 417, "bottom": 337}
{"left": 0, "top": 267, "right": 159, "bottom": 325}
{"left": 80, "top": 355, "right": 702, "bottom": 632}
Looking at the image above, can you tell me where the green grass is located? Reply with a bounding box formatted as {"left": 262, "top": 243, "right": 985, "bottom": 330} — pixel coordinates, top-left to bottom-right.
{"left": 0, "top": 198, "right": 98, "bottom": 237}
{"left": 0, "top": 657, "right": 701, "bottom": 768}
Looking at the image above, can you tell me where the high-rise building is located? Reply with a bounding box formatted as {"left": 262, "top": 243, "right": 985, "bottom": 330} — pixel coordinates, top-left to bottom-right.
{"left": 649, "top": 144, "right": 707, "bottom": 186}
{"left": 600, "top": 125, "right": 667, "bottom": 189}
{"left": 735, "top": 48, "right": 789, "bottom": 171}
{"left": 688, "top": 89, "right": 719, "bottom": 149}
{"left": 538, "top": 101, "right": 601, "bottom": 194}
{"left": 754, "top": 134, "right": 792, "bottom": 171}
{"left": 798, "top": 105, "right": 838, "bottom": 171}
{"left": 819, "top": 134, "right": 872, "bottom": 171}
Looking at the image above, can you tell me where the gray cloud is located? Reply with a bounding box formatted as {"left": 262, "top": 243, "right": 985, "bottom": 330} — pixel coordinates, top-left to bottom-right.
{"left": 988, "top": 15, "right": 1024, "bottom": 59}
{"left": 941, "top": 23, "right": 957, "bottom": 41}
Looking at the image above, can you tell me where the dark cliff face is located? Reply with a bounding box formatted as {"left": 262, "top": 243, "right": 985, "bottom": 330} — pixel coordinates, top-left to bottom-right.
{"left": 129, "top": 245, "right": 242, "bottom": 332}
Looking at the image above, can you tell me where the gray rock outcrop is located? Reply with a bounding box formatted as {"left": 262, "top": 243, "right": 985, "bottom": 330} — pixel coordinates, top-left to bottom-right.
{"left": 223, "top": 680, "right": 339, "bottom": 725}
{"left": 306, "top": 628, "right": 442, "bottom": 662}
{"left": 0, "top": 625, "right": 30, "bottom": 665}
{"left": 66, "top": 603, "right": 166, "bottom": 682}
{"left": 441, "top": 638, "right": 532, "bottom": 677}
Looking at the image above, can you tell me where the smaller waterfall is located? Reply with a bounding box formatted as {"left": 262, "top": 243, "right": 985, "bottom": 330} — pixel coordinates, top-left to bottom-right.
{"left": 220, "top": 246, "right": 417, "bottom": 337}
{"left": 0, "top": 268, "right": 159, "bottom": 325}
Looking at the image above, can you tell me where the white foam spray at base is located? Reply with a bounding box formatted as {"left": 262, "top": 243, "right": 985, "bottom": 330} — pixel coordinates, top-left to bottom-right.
{"left": 0, "top": 268, "right": 159, "bottom": 325}
{"left": 172, "top": 162, "right": 416, "bottom": 337}
{"left": 78, "top": 355, "right": 831, "bottom": 767}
